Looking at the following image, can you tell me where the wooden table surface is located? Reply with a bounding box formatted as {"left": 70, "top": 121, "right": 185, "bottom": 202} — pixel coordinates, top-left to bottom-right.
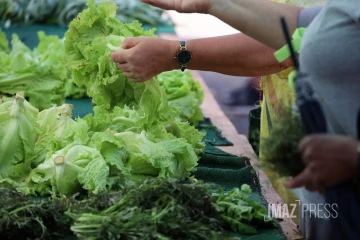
{"left": 191, "top": 70, "right": 303, "bottom": 240}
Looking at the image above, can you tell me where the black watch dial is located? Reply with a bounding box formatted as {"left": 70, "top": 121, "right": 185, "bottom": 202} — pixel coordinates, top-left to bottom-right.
{"left": 176, "top": 50, "right": 192, "bottom": 65}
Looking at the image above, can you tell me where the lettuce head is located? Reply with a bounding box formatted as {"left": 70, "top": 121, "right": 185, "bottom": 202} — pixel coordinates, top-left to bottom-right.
{"left": 114, "top": 130, "right": 198, "bottom": 180}
{"left": 157, "top": 71, "right": 204, "bottom": 125}
{"left": 26, "top": 144, "right": 109, "bottom": 195}
{"left": 0, "top": 93, "right": 38, "bottom": 178}
{"left": 88, "top": 130, "right": 132, "bottom": 189}
{"left": 32, "top": 104, "right": 90, "bottom": 168}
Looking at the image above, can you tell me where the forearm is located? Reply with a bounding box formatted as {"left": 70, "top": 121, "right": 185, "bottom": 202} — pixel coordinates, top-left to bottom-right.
{"left": 168, "top": 33, "right": 292, "bottom": 76}
{"left": 210, "top": 0, "right": 303, "bottom": 49}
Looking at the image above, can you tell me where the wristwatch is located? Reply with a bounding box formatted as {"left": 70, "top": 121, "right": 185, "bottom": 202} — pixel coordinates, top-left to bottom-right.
{"left": 174, "top": 41, "right": 192, "bottom": 72}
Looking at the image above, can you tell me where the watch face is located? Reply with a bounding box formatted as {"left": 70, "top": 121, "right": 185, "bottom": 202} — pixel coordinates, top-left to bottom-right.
{"left": 176, "top": 50, "right": 192, "bottom": 65}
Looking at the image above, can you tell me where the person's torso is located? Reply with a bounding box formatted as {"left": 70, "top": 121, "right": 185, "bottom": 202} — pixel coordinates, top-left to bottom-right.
{"left": 300, "top": 0, "right": 360, "bottom": 138}
{"left": 261, "top": 1, "right": 329, "bottom": 136}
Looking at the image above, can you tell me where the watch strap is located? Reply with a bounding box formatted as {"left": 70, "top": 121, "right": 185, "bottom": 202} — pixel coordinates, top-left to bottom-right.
{"left": 180, "top": 40, "right": 186, "bottom": 48}
{"left": 180, "top": 40, "right": 187, "bottom": 51}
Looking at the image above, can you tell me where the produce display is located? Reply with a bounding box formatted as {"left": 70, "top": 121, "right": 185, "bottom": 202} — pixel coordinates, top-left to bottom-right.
{"left": 0, "top": 0, "right": 278, "bottom": 238}
{"left": 0, "top": 0, "right": 205, "bottom": 192}
{"left": 0, "top": 0, "right": 172, "bottom": 27}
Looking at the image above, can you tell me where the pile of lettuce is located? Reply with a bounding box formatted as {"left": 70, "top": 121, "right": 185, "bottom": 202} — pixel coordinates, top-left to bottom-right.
{"left": 0, "top": 30, "right": 67, "bottom": 109}
{"left": 0, "top": 28, "right": 87, "bottom": 102}
{"left": 0, "top": 0, "right": 206, "bottom": 197}
{"left": 0, "top": 93, "right": 203, "bottom": 196}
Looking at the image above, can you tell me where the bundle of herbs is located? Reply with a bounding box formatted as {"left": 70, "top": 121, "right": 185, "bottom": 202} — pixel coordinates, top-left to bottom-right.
{"left": 68, "top": 178, "right": 277, "bottom": 239}
{"left": 260, "top": 105, "right": 306, "bottom": 177}
{"left": 68, "top": 178, "right": 232, "bottom": 240}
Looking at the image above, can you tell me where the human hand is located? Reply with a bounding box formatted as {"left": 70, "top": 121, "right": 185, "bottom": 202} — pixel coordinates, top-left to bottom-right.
{"left": 284, "top": 134, "right": 359, "bottom": 192}
{"left": 141, "top": 0, "right": 214, "bottom": 14}
{"left": 111, "top": 37, "right": 179, "bottom": 82}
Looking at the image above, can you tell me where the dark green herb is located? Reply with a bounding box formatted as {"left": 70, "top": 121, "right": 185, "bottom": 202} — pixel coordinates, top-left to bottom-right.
{"left": 260, "top": 106, "right": 306, "bottom": 177}
{"left": 0, "top": 188, "right": 123, "bottom": 240}
{"left": 0, "top": 187, "right": 72, "bottom": 239}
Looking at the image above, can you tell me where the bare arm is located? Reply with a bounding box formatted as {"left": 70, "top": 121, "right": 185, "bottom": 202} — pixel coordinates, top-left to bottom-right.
{"left": 112, "top": 33, "right": 292, "bottom": 81}
{"left": 186, "top": 33, "right": 292, "bottom": 76}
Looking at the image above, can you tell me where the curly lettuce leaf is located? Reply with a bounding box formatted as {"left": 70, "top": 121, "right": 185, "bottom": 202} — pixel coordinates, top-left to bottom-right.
{"left": 165, "top": 118, "right": 205, "bottom": 155}
{"left": 157, "top": 70, "right": 204, "bottom": 125}
{"left": 114, "top": 131, "right": 198, "bottom": 180}
{"left": 84, "top": 105, "right": 148, "bottom": 133}
{"left": 88, "top": 131, "right": 132, "bottom": 189}
{"left": 157, "top": 139, "right": 198, "bottom": 179}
